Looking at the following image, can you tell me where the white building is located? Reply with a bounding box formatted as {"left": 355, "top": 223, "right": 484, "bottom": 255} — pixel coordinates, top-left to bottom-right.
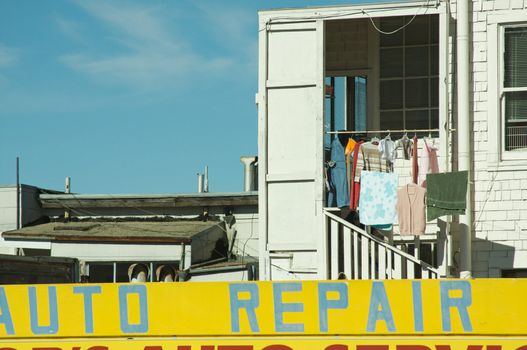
{"left": 257, "top": 0, "right": 527, "bottom": 280}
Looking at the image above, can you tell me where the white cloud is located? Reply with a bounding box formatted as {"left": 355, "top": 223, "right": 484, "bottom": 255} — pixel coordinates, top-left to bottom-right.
{"left": 56, "top": 17, "right": 85, "bottom": 43}
{"left": 0, "top": 45, "right": 19, "bottom": 68}
{"left": 58, "top": 1, "right": 248, "bottom": 90}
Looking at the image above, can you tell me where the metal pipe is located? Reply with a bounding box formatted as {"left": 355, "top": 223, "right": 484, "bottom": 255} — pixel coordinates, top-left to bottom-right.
{"left": 65, "top": 177, "right": 71, "bottom": 193}
{"left": 326, "top": 128, "right": 455, "bottom": 135}
{"left": 204, "top": 166, "right": 209, "bottom": 193}
{"left": 197, "top": 173, "right": 204, "bottom": 193}
{"left": 240, "top": 156, "right": 257, "bottom": 192}
{"left": 457, "top": 0, "right": 472, "bottom": 278}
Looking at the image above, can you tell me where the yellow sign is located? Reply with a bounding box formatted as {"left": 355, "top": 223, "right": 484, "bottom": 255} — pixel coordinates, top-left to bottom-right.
{"left": 1, "top": 338, "right": 527, "bottom": 350}
{"left": 0, "top": 279, "right": 526, "bottom": 338}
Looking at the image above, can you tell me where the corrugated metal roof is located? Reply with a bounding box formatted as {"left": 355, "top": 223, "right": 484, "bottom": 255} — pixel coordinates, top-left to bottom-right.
{"left": 2, "top": 220, "right": 224, "bottom": 244}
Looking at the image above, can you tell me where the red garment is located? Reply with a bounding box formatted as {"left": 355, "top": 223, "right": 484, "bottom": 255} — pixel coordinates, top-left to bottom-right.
{"left": 412, "top": 135, "right": 419, "bottom": 184}
{"left": 349, "top": 141, "right": 364, "bottom": 210}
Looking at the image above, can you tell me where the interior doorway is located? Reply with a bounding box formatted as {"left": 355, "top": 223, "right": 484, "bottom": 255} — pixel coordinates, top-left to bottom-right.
{"left": 324, "top": 75, "right": 367, "bottom": 148}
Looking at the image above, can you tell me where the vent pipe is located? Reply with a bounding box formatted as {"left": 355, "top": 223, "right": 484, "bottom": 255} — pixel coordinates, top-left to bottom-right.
{"left": 204, "top": 166, "right": 209, "bottom": 192}
{"left": 240, "top": 156, "right": 258, "bottom": 192}
{"left": 197, "top": 173, "right": 204, "bottom": 193}
{"left": 457, "top": 0, "right": 472, "bottom": 278}
{"left": 197, "top": 166, "right": 209, "bottom": 193}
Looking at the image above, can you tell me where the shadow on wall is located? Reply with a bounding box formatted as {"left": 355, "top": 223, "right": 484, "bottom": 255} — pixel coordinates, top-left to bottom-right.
{"left": 471, "top": 237, "right": 515, "bottom": 278}
{"left": 442, "top": 221, "right": 516, "bottom": 278}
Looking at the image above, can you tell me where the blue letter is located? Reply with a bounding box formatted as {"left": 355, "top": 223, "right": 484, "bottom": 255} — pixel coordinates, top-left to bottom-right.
{"left": 273, "top": 282, "right": 304, "bottom": 332}
{"left": 412, "top": 281, "right": 424, "bottom": 332}
{"left": 73, "top": 286, "right": 101, "bottom": 334}
{"left": 229, "top": 283, "right": 260, "bottom": 332}
{"left": 29, "top": 286, "right": 58, "bottom": 334}
{"left": 366, "top": 282, "right": 395, "bottom": 332}
{"left": 118, "top": 285, "right": 148, "bottom": 333}
{"left": 440, "top": 280, "right": 472, "bottom": 332}
{"left": 318, "top": 282, "right": 348, "bottom": 332}
{"left": 0, "top": 288, "right": 14, "bottom": 335}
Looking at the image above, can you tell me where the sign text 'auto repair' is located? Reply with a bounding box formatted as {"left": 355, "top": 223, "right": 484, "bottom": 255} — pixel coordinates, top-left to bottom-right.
{"left": 0, "top": 279, "right": 526, "bottom": 338}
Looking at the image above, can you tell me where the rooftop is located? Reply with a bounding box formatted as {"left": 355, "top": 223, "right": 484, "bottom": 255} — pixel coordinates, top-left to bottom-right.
{"left": 2, "top": 219, "right": 225, "bottom": 244}
{"left": 40, "top": 191, "right": 258, "bottom": 209}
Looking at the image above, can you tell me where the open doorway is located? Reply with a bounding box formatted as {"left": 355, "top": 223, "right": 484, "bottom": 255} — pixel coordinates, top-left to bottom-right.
{"left": 324, "top": 75, "right": 367, "bottom": 148}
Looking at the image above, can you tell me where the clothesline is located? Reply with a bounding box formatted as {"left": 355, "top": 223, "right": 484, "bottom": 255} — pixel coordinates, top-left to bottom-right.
{"left": 326, "top": 128, "right": 456, "bottom": 135}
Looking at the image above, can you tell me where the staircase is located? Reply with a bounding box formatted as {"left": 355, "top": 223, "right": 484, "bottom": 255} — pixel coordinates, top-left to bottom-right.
{"left": 324, "top": 209, "right": 439, "bottom": 279}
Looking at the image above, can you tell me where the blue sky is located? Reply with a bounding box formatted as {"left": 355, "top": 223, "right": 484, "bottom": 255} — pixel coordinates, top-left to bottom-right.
{"left": 0, "top": 0, "right": 357, "bottom": 194}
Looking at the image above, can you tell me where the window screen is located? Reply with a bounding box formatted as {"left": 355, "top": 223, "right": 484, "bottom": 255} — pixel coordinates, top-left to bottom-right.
{"left": 503, "top": 26, "right": 527, "bottom": 151}
{"left": 379, "top": 15, "right": 439, "bottom": 137}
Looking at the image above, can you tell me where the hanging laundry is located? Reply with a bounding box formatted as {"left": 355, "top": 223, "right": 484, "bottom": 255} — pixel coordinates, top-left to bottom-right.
{"left": 345, "top": 138, "right": 357, "bottom": 157}
{"left": 418, "top": 138, "right": 439, "bottom": 187}
{"left": 394, "top": 134, "right": 413, "bottom": 160}
{"left": 349, "top": 141, "right": 364, "bottom": 210}
{"left": 355, "top": 142, "right": 391, "bottom": 181}
{"left": 345, "top": 138, "right": 356, "bottom": 189}
{"left": 327, "top": 137, "right": 350, "bottom": 207}
{"left": 378, "top": 135, "right": 396, "bottom": 164}
{"left": 350, "top": 140, "right": 391, "bottom": 210}
{"left": 426, "top": 171, "right": 468, "bottom": 221}
{"left": 358, "top": 171, "right": 398, "bottom": 226}
{"left": 396, "top": 183, "right": 427, "bottom": 235}
{"left": 411, "top": 135, "right": 419, "bottom": 184}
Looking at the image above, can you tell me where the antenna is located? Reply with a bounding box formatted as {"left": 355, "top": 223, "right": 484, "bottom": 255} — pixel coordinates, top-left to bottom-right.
{"left": 65, "top": 176, "right": 71, "bottom": 221}
{"left": 16, "top": 157, "right": 20, "bottom": 230}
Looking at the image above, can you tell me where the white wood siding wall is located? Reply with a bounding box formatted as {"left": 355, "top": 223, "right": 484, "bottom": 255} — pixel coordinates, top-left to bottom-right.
{"left": 258, "top": 19, "right": 325, "bottom": 280}
{"left": 445, "top": 0, "right": 527, "bottom": 277}
{"left": 259, "top": 0, "right": 527, "bottom": 279}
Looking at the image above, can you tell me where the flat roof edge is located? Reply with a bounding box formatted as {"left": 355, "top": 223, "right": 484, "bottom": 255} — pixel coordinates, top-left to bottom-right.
{"left": 258, "top": 0, "right": 439, "bottom": 18}
{"left": 40, "top": 191, "right": 258, "bottom": 200}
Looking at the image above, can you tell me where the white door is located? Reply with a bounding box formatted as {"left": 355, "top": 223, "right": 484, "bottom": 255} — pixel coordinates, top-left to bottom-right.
{"left": 258, "top": 19, "right": 325, "bottom": 280}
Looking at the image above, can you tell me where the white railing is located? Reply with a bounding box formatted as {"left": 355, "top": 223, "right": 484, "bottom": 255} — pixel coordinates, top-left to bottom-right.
{"left": 324, "top": 209, "right": 439, "bottom": 280}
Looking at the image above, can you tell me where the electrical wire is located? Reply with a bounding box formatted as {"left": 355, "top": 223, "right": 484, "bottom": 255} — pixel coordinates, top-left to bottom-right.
{"left": 240, "top": 211, "right": 256, "bottom": 281}
{"left": 259, "top": 0, "right": 437, "bottom": 33}
{"left": 365, "top": 0, "right": 432, "bottom": 35}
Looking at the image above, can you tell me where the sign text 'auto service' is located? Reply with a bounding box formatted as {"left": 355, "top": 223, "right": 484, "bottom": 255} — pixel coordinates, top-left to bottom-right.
{"left": 2, "top": 339, "right": 527, "bottom": 350}
{"left": 0, "top": 279, "right": 526, "bottom": 338}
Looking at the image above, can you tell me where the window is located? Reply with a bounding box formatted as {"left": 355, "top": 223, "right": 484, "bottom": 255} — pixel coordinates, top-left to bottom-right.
{"left": 379, "top": 15, "right": 439, "bottom": 137}
{"left": 324, "top": 76, "right": 367, "bottom": 148}
{"left": 488, "top": 14, "right": 527, "bottom": 166}
{"left": 502, "top": 26, "right": 527, "bottom": 151}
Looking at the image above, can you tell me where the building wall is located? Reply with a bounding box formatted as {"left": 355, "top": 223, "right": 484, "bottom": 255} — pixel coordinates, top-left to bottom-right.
{"left": 0, "top": 187, "right": 17, "bottom": 234}
{"left": 0, "top": 185, "right": 43, "bottom": 254}
{"left": 260, "top": 1, "right": 527, "bottom": 279}
{"left": 445, "top": 0, "right": 527, "bottom": 277}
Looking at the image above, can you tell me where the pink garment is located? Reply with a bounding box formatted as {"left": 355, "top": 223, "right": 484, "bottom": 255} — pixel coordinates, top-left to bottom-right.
{"left": 396, "top": 183, "right": 427, "bottom": 236}
{"left": 418, "top": 138, "right": 439, "bottom": 187}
